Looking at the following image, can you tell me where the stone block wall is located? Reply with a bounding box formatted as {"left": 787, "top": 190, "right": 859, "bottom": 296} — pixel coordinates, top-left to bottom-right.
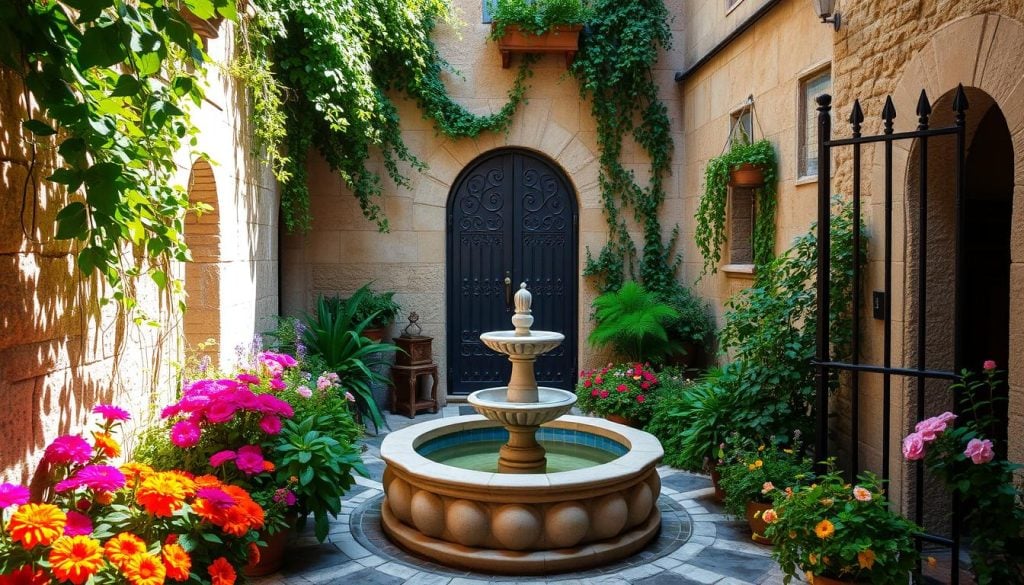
{"left": 0, "top": 24, "right": 279, "bottom": 483}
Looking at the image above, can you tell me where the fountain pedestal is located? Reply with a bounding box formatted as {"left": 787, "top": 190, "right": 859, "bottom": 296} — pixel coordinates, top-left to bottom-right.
{"left": 498, "top": 425, "right": 547, "bottom": 473}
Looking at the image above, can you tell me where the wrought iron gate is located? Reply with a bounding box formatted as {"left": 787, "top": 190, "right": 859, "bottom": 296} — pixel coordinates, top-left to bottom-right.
{"left": 813, "top": 86, "right": 968, "bottom": 583}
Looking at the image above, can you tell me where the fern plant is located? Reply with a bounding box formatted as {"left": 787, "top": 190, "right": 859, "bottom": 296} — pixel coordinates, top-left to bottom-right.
{"left": 588, "top": 281, "right": 679, "bottom": 363}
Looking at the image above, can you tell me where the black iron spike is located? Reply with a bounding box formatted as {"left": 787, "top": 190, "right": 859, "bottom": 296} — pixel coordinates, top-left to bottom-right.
{"left": 953, "top": 83, "right": 969, "bottom": 125}
{"left": 882, "top": 96, "right": 896, "bottom": 134}
{"left": 916, "top": 89, "right": 932, "bottom": 130}
{"left": 850, "top": 100, "right": 864, "bottom": 137}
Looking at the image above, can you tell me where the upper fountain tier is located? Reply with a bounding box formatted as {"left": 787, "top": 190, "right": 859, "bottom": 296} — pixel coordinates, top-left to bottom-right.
{"left": 479, "top": 283, "right": 564, "bottom": 357}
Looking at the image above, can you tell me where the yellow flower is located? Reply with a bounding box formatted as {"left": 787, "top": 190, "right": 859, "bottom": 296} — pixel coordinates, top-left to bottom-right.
{"left": 783, "top": 448, "right": 794, "bottom": 454}
{"left": 757, "top": 445, "right": 765, "bottom": 452}
{"left": 92, "top": 431, "right": 121, "bottom": 458}
{"left": 808, "top": 553, "right": 818, "bottom": 565}
{"left": 858, "top": 549, "right": 876, "bottom": 569}
{"left": 748, "top": 463, "right": 757, "bottom": 471}
{"left": 7, "top": 503, "right": 66, "bottom": 549}
{"left": 754, "top": 459, "right": 764, "bottom": 468}
{"left": 805, "top": 570, "right": 815, "bottom": 583}
{"left": 819, "top": 498, "right": 834, "bottom": 507}
{"left": 49, "top": 535, "right": 104, "bottom": 585}
{"left": 814, "top": 519, "right": 835, "bottom": 539}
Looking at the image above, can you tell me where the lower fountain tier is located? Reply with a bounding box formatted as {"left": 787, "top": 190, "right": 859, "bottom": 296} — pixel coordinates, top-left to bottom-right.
{"left": 379, "top": 415, "right": 664, "bottom": 574}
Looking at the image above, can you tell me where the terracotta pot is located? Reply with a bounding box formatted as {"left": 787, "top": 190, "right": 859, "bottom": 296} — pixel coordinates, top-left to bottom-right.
{"left": 708, "top": 461, "right": 725, "bottom": 503}
{"left": 729, "top": 162, "right": 766, "bottom": 188}
{"left": 745, "top": 500, "right": 772, "bottom": 545}
{"left": 604, "top": 414, "right": 642, "bottom": 428}
{"left": 809, "top": 575, "right": 866, "bottom": 585}
{"left": 243, "top": 525, "right": 291, "bottom": 577}
{"left": 493, "top": 23, "right": 583, "bottom": 68}
{"left": 362, "top": 326, "right": 388, "bottom": 342}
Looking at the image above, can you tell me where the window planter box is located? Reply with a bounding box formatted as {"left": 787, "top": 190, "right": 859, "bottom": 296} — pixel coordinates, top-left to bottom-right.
{"left": 492, "top": 23, "right": 583, "bottom": 69}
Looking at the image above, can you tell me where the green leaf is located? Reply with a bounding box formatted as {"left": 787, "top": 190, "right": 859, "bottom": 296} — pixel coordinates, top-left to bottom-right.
{"left": 84, "top": 162, "right": 123, "bottom": 217}
{"left": 183, "top": 0, "right": 216, "bottom": 19}
{"left": 78, "top": 23, "right": 128, "bottom": 69}
{"left": 58, "top": 138, "right": 87, "bottom": 166}
{"left": 48, "top": 168, "right": 83, "bottom": 190}
{"left": 150, "top": 270, "right": 167, "bottom": 288}
{"left": 67, "top": 0, "right": 114, "bottom": 23}
{"left": 23, "top": 119, "right": 56, "bottom": 136}
{"left": 299, "top": 466, "right": 314, "bottom": 486}
{"left": 135, "top": 51, "right": 162, "bottom": 76}
{"left": 111, "top": 74, "right": 142, "bottom": 97}
{"left": 55, "top": 202, "right": 88, "bottom": 240}
{"left": 77, "top": 246, "right": 107, "bottom": 275}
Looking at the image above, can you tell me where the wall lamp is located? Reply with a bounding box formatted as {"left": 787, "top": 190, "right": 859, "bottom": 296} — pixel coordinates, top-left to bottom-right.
{"left": 813, "top": 0, "right": 841, "bottom": 31}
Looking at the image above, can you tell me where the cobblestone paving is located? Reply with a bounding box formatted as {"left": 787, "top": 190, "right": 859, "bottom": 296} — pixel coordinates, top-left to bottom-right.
{"left": 253, "top": 406, "right": 788, "bottom": 585}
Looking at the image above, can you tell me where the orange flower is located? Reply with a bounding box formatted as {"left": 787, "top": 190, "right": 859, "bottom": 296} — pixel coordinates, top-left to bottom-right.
{"left": 104, "top": 532, "right": 147, "bottom": 570}
{"left": 94, "top": 491, "right": 114, "bottom": 506}
{"left": 162, "top": 543, "right": 192, "bottom": 582}
{"left": 858, "top": 549, "right": 876, "bottom": 569}
{"left": 805, "top": 570, "right": 815, "bottom": 583}
{"left": 48, "top": 535, "right": 103, "bottom": 585}
{"left": 0, "top": 565, "right": 51, "bottom": 584}
{"left": 927, "top": 556, "right": 938, "bottom": 567}
{"left": 262, "top": 461, "right": 275, "bottom": 472}
{"left": 124, "top": 552, "right": 166, "bottom": 585}
{"left": 193, "top": 475, "right": 222, "bottom": 490}
{"left": 7, "top": 503, "right": 67, "bottom": 549}
{"left": 92, "top": 432, "right": 121, "bottom": 459}
{"left": 136, "top": 472, "right": 191, "bottom": 517}
{"left": 120, "top": 462, "right": 153, "bottom": 489}
{"left": 208, "top": 557, "right": 236, "bottom": 585}
{"left": 814, "top": 519, "right": 835, "bottom": 539}
{"left": 247, "top": 542, "right": 261, "bottom": 565}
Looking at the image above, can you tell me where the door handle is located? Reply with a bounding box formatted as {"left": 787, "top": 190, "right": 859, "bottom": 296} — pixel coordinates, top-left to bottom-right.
{"left": 504, "top": 272, "right": 512, "bottom": 311}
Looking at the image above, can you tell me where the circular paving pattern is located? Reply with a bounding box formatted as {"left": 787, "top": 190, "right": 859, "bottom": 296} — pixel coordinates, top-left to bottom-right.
{"left": 351, "top": 492, "right": 692, "bottom": 581}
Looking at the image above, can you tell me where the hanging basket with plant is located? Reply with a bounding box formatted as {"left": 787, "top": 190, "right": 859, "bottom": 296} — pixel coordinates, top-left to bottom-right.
{"left": 695, "top": 98, "right": 778, "bottom": 276}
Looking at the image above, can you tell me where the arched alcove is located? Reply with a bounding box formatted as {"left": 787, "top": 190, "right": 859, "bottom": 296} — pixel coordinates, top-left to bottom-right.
{"left": 184, "top": 158, "right": 222, "bottom": 366}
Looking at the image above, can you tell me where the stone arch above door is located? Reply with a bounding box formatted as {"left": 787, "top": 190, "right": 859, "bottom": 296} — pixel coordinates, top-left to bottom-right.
{"left": 883, "top": 13, "right": 1024, "bottom": 466}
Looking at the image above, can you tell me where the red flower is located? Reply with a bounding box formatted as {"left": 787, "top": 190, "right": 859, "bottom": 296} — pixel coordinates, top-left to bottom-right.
{"left": 641, "top": 381, "right": 650, "bottom": 389}
{"left": 599, "top": 390, "right": 609, "bottom": 398}
{"left": 616, "top": 384, "right": 627, "bottom": 393}
{"left": 583, "top": 379, "right": 592, "bottom": 388}
{"left": 636, "top": 395, "right": 646, "bottom": 403}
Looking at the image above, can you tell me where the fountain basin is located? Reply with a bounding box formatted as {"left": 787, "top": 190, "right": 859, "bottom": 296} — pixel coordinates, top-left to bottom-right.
{"left": 380, "top": 415, "right": 663, "bottom": 574}
{"left": 479, "top": 330, "right": 564, "bottom": 357}
{"left": 467, "top": 386, "right": 576, "bottom": 427}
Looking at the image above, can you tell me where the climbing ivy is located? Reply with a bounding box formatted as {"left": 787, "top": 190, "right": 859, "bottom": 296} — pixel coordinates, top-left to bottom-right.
{"left": 243, "top": 0, "right": 534, "bottom": 232}
{"left": 1, "top": 0, "right": 232, "bottom": 314}
{"left": 570, "top": 0, "right": 678, "bottom": 295}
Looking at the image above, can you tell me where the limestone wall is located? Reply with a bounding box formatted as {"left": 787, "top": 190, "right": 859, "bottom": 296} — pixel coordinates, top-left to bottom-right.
{"left": 0, "top": 24, "right": 279, "bottom": 484}
{"left": 280, "top": 0, "right": 686, "bottom": 394}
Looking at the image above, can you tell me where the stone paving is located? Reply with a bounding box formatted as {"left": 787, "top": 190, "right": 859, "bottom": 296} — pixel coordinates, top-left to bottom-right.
{"left": 253, "top": 405, "right": 788, "bottom": 585}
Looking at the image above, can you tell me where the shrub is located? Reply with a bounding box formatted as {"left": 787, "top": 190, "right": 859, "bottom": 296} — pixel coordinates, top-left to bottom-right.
{"left": 717, "top": 441, "right": 813, "bottom": 519}
{"left": 575, "top": 363, "right": 662, "bottom": 424}
{"left": 588, "top": 281, "right": 680, "bottom": 363}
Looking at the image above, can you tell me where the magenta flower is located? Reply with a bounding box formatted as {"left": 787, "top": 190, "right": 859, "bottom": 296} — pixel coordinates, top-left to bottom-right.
{"left": 234, "top": 445, "right": 265, "bottom": 475}
{"left": 209, "top": 450, "right": 237, "bottom": 467}
{"left": 205, "top": 400, "right": 238, "bottom": 424}
{"left": 616, "top": 384, "right": 628, "bottom": 393}
{"left": 269, "top": 377, "right": 286, "bottom": 391}
{"left": 902, "top": 432, "right": 926, "bottom": 461}
{"left": 641, "top": 381, "right": 651, "bottom": 390}
{"left": 260, "top": 351, "right": 298, "bottom": 369}
{"left": 983, "top": 360, "right": 997, "bottom": 371}
{"left": 599, "top": 390, "right": 610, "bottom": 398}
{"left": 63, "top": 511, "right": 93, "bottom": 536}
{"left": 236, "top": 373, "right": 261, "bottom": 386}
{"left": 55, "top": 477, "right": 83, "bottom": 492}
{"left": 273, "top": 488, "right": 296, "bottom": 506}
{"left": 964, "top": 438, "right": 995, "bottom": 464}
{"left": 259, "top": 415, "right": 282, "bottom": 435}
{"left": 637, "top": 394, "right": 646, "bottom": 403}
{"left": 44, "top": 435, "right": 93, "bottom": 465}
{"left": 197, "top": 487, "right": 236, "bottom": 510}
{"left": 74, "top": 465, "right": 126, "bottom": 492}
{"left": 92, "top": 404, "right": 131, "bottom": 422}
{"left": 255, "top": 394, "right": 294, "bottom": 418}
{"left": 590, "top": 389, "right": 599, "bottom": 397}
{"left": 0, "top": 483, "right": 30, "bottom": 508}
{"left": 170, "top": 420, "right": 201, "bottom": 448}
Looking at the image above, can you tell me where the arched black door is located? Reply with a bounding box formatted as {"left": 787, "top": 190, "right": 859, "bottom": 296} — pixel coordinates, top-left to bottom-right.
{"left": 446, "top": 149, "right": 578, "bottom": 395}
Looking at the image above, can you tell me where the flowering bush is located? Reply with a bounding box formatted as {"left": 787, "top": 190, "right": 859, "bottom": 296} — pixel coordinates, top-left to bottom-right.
{"left": 902, "top": 364, "right": 1024, "bottom": 584}
{"left": 764, "top": 465, "right": 920, "bottom": 584}
{"left": 575, "top": 363, "right": 660, "bottom": 423}
{"left": 0, "top": 406, "right": 260, "bottom": 584}
{"left": 717, "top": 441, "right": 813, "bottom": 518}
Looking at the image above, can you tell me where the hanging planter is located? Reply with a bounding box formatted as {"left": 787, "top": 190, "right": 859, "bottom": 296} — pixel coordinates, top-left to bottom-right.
{"left": 493, "top": 24, "right": 583, "bottom": 68}
{"left": 729, "top": 162, "right": 766, "bottom": 188}
{"left": 488, "top": 0, "right": 589, "bottom": 68}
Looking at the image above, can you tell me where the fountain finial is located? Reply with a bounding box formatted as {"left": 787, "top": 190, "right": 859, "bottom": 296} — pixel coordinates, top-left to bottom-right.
{"left": 511, "top": 282, "right": 533, "bottom": 336}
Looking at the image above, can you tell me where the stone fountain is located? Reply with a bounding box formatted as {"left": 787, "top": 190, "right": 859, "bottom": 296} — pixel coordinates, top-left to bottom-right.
{"left": 379, "top": 284, "right": 664, "bottom": 574}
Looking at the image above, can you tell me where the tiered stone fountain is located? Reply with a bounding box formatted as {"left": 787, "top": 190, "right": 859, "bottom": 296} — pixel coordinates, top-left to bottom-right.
{"left": 380, "top": 284, "right": 663, "bottom": 574}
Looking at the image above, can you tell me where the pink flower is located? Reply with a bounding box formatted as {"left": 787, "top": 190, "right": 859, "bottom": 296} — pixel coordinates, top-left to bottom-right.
{"left": 55, "top": 477, "right": 82, "bottom": 492}
{"left": 269, "top": 377, "right": 286, "bottom": 391}
{"left": 983, "top": 360, "right": 997, "bottom": 371}
{"left": 92, "top": 404, "right": 130, "bottom": 422}
{"left": 63, "top": 511, "right": 93, "bottom": 536}
{"left": 853, "top": 486, "right": 872, "bottom": 502}
{"left": 964, "top": 438, "right": 994, "bottom": 464}
{"left": 583, "top": 379, "right": 592, "bottom": 388}
{"left": 44, "top": 435, "right": 93, "bottom": 465}
{"left": 235, "top": 445, "right": 265, "bottom": 475}
{"left": 273, "top": 488, "right": 296, "bottom": 506}
{"left": 590, "top": 389, "right": 599, "bottom": 397}
{"left": 616, "top": 384, "right": 628, "bottom": 393}
{"left": 197, "top": 487, "right": 236, "bottom": 510}
{"left": 0, "top": 483, "right": 30, "bottom": 508}
{"left": 902, "top": 432, "right": 927, "bottom": 461}
{"left": 170, "top": 420, "right": 201, "bottom": 448}
{"left": 255, "top": 394, "right": 293, "bottom": 417}
{"left": 205, "top": 400, "right": 238, "bottom": 424}
{"left": 74, "top": 465, "right": 126, "bottom": 492}
{"left": 762, "top": 481, "right": 775, "bottom": 494}
{"left": 297, "top": 386, "right": 313, "bottom": 398}
{"left": 236, "top": 373, "right": 261, "bottom": 385}
{"left": 344, "top": 392, "right": 355, "bottom": 403}
{"left": 595, "top": 376, "right": 604, "bottom": 385}
{"left": 936, "top": 411, "right": 957, "bottom": 425}
{"left": 259, "top": 415, "right": 282, "bottom": 435}
{"left": 643, "top": 372, "right": 655, "bottom": 382}
{"left": 230, "top": 388, "right": 259, "bottom": 410}
{"left": 209, "top": 450, "right": 237, "bottom": 467}
{"left": 260, "top": 351, "right": 298, "bottom": 369}
{"left": 317, "top": 376, "right": 332, "bottom": 391}
{"left": 599, "top": 390, "right": 609, "bottom": 399}
{"left": 914, "top": 416, "right": 949, "bottom": 442}
{"left": 641, "top": 381, "right": 650, "bottom": 390}
{"left": 636, "top": 394, "right": 646, "bottom": 403}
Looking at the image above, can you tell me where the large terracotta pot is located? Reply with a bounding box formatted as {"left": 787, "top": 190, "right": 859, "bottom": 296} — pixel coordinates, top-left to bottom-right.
{"left": 604, "top": 414, "right": 642, "bottom": 428}
{"left": 729, "top": 162, "right": 766, "bottom": 188}
{"left": 362, "top": 326, "right": 388, "bottom": 342}
{"left": 708, "top": 461, "right": 725, "bottom": 503}
{"left": 744, "top": 500, "right": 772, "bottom": 545}
{"left": 810, "top": 575, "right": 866, "bottom": 585}
{"left": 243, "top": 525, "right": 291, "bottom": 577}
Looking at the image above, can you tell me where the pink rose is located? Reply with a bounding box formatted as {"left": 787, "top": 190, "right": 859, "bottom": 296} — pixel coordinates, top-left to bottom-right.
{"left": 297, "top": 386, "right": 313, "bottom": 398}
{"left": 983, "top": 360, "right": 997, "bottom": 371}
{"left": 902, "top": 432, "right": 926, "bottom": 460}
{"left": 935, "top": 411, "right": 957, "bottom": 425}
{"left": 599, "top": 390, "right": 609, "bottom": 398}
{"left": 963, "top": 438, "right": 994, "bottom": 464}
{"left": 594, "top": 376, "right": 604, "bottom": 385}
{"left": 914, "top": 416, "right": 949, "bottom": 442}
{"left": 235, "top": 445, "right": 265, "bottom": 475}
{"left": 636, "top": 394, "right": 646, "bottom": 403}
{"left": 583, "top": 379, "right": 592, "bottom": 388}
{"left": 590, "top": 389, "right": 599, "bottom": 397}
{"left": 616, "top": 384, "right": 628, "bottom": 393}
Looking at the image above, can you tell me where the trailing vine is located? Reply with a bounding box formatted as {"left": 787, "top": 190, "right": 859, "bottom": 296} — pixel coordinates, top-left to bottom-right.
{"left": 695, "top": 138, "right": 778, "bottom": 276}
{"left": 570, "top": 0, "right": 678, "bottom": 296}
{"left": 243, "top": 0, "right": 534, "bottom": 232}
{"left": 1, "top": 0, "right": 233, "bottom": 313}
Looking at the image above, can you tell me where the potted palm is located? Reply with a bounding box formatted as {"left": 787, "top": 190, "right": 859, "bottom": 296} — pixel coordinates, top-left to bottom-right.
{"left": 489, "top": 0, "right": 590, "bottom": 68}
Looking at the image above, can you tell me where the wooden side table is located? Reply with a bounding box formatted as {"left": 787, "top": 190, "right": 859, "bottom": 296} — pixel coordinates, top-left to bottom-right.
{"left": 390, "top": 364, "right": 439, "bottom": 419}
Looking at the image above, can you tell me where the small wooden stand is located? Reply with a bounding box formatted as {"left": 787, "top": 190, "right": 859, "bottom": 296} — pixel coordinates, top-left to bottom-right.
{"left": 390, "top": 364, "right": 439, "bottom": 419}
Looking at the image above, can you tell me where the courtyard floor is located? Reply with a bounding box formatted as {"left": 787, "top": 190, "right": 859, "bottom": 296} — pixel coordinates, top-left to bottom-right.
{"left": 252, "top": 405, "right": 787, "bottom": 585}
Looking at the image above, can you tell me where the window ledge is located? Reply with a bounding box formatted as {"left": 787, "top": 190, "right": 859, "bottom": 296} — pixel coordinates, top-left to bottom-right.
{"left": 722, "top": 263, "right": 756, "bottom": 277}
{"left": 795, "top": 175, "right": 818, "bottom": 186}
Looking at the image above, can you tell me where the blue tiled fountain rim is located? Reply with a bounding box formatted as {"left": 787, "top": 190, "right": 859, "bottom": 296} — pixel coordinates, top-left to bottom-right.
{"left": 416, "top": 427, "right": 629, "bottom": 457}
